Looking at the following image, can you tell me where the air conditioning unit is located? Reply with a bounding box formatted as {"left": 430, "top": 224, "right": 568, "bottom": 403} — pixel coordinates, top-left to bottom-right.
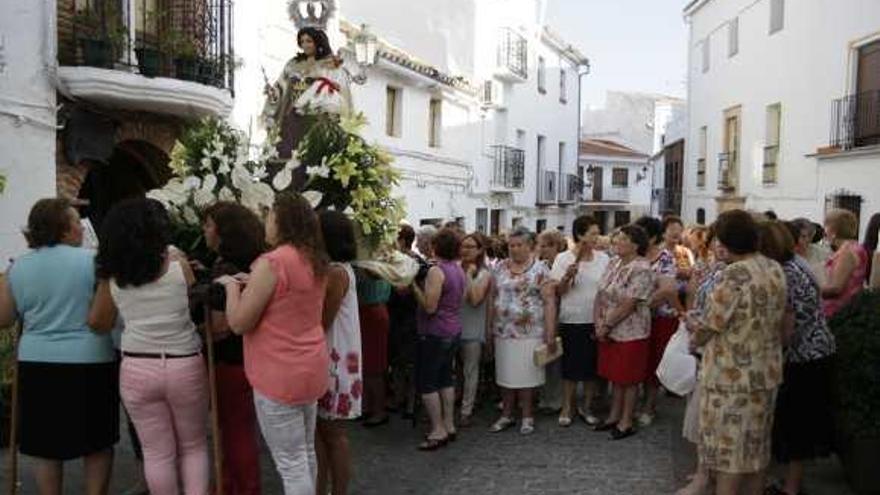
{"left": 480, "top": 80, "right": 506, "bottom": 109}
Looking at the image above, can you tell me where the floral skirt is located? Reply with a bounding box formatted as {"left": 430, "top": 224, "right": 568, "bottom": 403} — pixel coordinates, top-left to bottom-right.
{"left": 698, "top": 387, "right": 777, "bottom": 474}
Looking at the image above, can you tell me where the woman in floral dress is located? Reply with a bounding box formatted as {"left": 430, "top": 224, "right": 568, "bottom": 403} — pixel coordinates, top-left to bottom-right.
{"left": 316, "top": 210, "right": 362, "bottom": 495}
{"left": 487, "top": 227, "right": 557, "bottom": 435}
{"left": 691, "top": 210, "right": 786, "bottom": 495}
{"left": 594, "top": 224, "right": 655, "bottom": 440}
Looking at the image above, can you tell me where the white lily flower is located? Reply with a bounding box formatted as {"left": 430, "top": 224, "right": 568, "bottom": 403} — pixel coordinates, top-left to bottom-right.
{"left": 193, "top": 187, "right": 215, "bottom": 208}
{"left": 231, "top": 165, "right": 252, "bottom": 190}
{"left": 306, "top": 164, "right": 331, "bottom": 179}
{"left": 302, "top": 190, "right": 324, "bottom": 208}
{"left": 183, "top": 176, "right": 201, "bottom": 191}
{"left": 286, "top": 157, "right": 302, "bottom": 170}
{"left": 182, "top": 206, "right": 199, "bottom": 225}
{"left": 145, "top": 189, "right": 170, "bottom": 209}
{"left": 218, "top": 186, "right": 235, "bottom": 202}
{"left": 202, "top": 174, "right": 218, "bottom": 191}
{"left": 272, "top": 167, "right": 293, "bottom": 191}
{"left": 253, "top": 165, "right": 269, "bottom": 180}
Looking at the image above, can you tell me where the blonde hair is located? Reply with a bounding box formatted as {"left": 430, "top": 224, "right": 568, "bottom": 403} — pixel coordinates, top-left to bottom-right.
{"left": 825, "top": 208, "right": 859, "bottom": 240}
{"left": 537, "top": 229, "right": 567, "bottom": 254}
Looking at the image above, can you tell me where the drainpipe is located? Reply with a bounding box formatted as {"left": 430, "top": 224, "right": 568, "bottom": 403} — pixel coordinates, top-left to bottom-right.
{"left": 576, "top": 61, "right": 590, "bottom": 210}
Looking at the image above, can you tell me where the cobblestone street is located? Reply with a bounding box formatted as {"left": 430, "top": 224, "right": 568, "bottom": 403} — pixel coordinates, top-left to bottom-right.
{"left": 0, "top": 396, "right": 853, "bottom": 494}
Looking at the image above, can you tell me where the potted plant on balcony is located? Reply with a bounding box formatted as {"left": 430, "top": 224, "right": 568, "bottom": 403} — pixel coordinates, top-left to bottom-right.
{"left": 829, "top": 288, "right": 880, "bottom": 494}
{"left": 134, "top": 10, "right": 164, "bottom": 78}
{"left": 166, "top": 31, "right": 201, "bottom": 82}
{"left": 73, "top": 8, "right": 113, "bottom": 68}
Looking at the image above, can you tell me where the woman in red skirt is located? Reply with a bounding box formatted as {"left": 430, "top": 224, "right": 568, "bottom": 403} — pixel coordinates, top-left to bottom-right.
{"left": 635, "top": 216, "right": 685, "bottom": 426}
{"left": 594, "top": 225, "right": 655, "bottom": 440}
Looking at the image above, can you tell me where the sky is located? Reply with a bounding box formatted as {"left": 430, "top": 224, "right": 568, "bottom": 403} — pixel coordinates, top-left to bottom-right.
{"left": 545, "top": 0, "right": 689, "bottom": 110}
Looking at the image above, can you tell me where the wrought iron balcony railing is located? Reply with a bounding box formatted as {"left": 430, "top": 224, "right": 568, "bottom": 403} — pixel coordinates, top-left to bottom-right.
{"left": 559, "top": 173, "right": 582, "bottom": 203}
{"left": 496, "top": 28, "right": 528, "bottom": 81}
{"left": 59, "top": 0, "right": 235, "bottom": 91}
{"left": 490, "top": 145, "right": 525, "bottom": 190}
{"left": 831, "top": 90, "right": 880, "bottom": 150}
{"left": 537, "top": 169, "right": 558, "bottom": 204}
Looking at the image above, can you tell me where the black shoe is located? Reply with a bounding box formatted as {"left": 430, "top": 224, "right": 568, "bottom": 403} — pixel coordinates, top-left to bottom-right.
{"left": 610, "top": 426, "right": 636, "bottom": 440}
{"left": 593, "top": 421, "right": 617, "bottom": 432}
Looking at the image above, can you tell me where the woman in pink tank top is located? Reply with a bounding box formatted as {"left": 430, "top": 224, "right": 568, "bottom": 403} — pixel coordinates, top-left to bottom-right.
{"left": 217, "top": 193, "right": 329, "bottom": 495}
{"left": 821, "top": 209, "right": 868, "bottom": 318}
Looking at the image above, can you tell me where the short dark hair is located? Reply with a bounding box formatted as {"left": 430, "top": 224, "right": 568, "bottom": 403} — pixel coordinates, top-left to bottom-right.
{"left": 204, "top": 202, "right": 266, "bottom": 272}
{"left": 714, "top": 209, "right": 758, "bottom": 255}
{"left": 24, "top": 198, "right": 75, "bottom": 249}
{"left": 432, "top": 227, "right": 461, "bottom": 260}
{"left": 758, "top": 221, "right": 795, "bottom": 263}
{"left": 572, "top": 215, "right": 599, "bottom": 242}
{"left": 319, "top": 210, "right": 357, "bottom": 263}
{"left": 97, "top": 198, "right": 171, "bottom": 287}
{"left": 618, "top": 224, "right": 650, "bottom": 257}
{"left": 398, "top": 224, "right": 415, "bottom": 248}
{"left": 634, "top": 216, "right": 663, "bottom": 245}
{"left": 662, "top": 215, "right": 684, "bottom": 233}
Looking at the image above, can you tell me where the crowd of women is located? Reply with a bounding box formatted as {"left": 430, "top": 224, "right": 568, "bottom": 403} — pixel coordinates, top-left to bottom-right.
{"left": 1, "top": 193, "right": 878, "bottom": 495}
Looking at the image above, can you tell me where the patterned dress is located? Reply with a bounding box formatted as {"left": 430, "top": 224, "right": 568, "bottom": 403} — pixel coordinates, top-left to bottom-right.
{"left": 317, "top": 263, "right": 363, "bottom": 420}
{"left": 694, "top": 254, "right": 786, "bottom": 474}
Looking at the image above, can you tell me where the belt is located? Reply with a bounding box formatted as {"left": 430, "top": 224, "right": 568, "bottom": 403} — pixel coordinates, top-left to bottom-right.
{"left": 122, "top": 351, "right": 200, "bottom": 359}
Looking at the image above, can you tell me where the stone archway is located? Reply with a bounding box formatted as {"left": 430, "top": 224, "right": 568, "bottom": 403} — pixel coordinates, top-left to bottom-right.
{"left": 77, "top": 140, "right": 172, "bottom": 229}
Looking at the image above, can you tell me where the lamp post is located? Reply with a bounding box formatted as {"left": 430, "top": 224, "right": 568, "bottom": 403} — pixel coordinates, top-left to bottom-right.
{"left": 347, "top": 24, "right": 378, "bottom": 85}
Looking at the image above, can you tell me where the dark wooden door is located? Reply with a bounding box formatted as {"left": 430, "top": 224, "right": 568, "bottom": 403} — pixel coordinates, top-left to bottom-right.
{"left": 592, "top": 167, "right": 603, "bottom": 201}
{"left": 856, "top": 40, "right": 880, "bottom": 146}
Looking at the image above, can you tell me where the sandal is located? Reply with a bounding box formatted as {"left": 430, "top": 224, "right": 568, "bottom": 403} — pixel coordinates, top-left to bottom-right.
{"left": 489, "top": 416, "right": 515, "bottom": 433}
{"left": 558, "top": 415, "right": 573, "bottom": 427}
{"left": 610, "top": 426, "right": 637, "bottom": 440}
{"left": 418, "top": 436, "right": 448, "bottom": 451}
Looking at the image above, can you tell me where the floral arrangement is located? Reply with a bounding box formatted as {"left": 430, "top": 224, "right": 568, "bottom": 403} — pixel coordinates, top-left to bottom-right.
{"left": 146, "top": 114, "right": 405, "bottom": 259}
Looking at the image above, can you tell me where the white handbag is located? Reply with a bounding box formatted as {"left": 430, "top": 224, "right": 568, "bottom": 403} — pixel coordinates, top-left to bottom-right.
{"left": 656, "top": 322, "right": 698, "bottom": 396}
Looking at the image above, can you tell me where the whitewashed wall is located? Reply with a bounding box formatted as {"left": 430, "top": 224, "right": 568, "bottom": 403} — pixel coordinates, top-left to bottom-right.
{"left": 683, "top": 0, "right": 880, "bottom": 234}
{"left": 0, "top": 0, "right": 58, "bottom": 268}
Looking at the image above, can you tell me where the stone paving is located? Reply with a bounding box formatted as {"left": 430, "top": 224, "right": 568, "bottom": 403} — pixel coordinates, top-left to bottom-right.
{"left": 0, "top": 397, "right": 855, "bottom": 494}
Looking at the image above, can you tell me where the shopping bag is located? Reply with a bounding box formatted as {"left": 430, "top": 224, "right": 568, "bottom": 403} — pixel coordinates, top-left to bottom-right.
{"left": 656, "top": 322, "right": 697, "bottom": 396}
{"left": 533, "top": 337, "right": 563, "bottom": 367}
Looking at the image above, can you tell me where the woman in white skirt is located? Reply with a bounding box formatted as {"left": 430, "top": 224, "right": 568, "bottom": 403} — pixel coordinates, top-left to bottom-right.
{"left": 487, "top": 227, "right": 557, "bottom": 435}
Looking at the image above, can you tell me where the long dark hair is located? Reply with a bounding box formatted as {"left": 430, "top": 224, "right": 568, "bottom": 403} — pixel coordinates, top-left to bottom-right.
{"left": 96, "top": 198, "right": 171, "bottom": 287}
{"left": 294, "top": 27, "right": 333, "bottom": 61}
{"left": 204, "top": 202, "right": 266, "bottom": 272}
{"left": 272, "top": 193, "right": 329, "bottom": 278}
{"left": 863, "top": 213, "right": 880, "bottom": 277}
{"left": 319, "top": 210, "right": 357, "bottom": 263}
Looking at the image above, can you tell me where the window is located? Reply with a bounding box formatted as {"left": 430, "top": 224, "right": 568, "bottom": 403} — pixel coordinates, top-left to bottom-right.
{"left": 558, "top": 142, "right": 565, "bottom": 171}
{"left": 476, "top": 208, "right": 488, "bottom": 233}
{"left": 611, "top": 168, "right": 628, "bottom": 187}
{"left": 728, "top": 18, "right": 739, "bottom": 57}
{"left": 559, "top": 67, "right": 567, "bottom": 103}
{"left": 701, "top": 39, "right": 710, "bottom": 73}
{"left": 385, "top": 86, "right": 402, "bottom": 137}
{"left": 696, "top": 208, "right": 706, "bottom": 225}
{"left": 613, "top": 211, "right": 631, "bottom": 228}
{"left": 697, "top": 126, "right": 707, "bottom": 188}
{"left": 537, "top": 135, "right": 546, "bottom": 170}
{"left": 536, "top": 219, "right": 547, "bottom": 233}
{"left": 770, "top": 0, "right": 784, "bottom": 34}
{"left": 537, "top": 56, "right": 546, "bottom": 93}
{"left": 428, "top": 98, "right": 442, "bottom": 147}
{"left": 764, "top": 103, "right": 781, "bottom": 185}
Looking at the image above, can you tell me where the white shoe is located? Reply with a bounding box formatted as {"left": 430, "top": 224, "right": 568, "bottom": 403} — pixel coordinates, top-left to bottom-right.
{"left": 520, "top": 417, "right": 535, "bottom": 435}
{"left": 489, "top": 416, "right": 515, "bottom": 433}
{"left": 558, "top": 414, "right": 573, "bottom": 427}
{"left": 638, "top": 412, "right": 655, "bottom": 426}
{"left": 578, "top": 408, "right": 600, "bottom": 426}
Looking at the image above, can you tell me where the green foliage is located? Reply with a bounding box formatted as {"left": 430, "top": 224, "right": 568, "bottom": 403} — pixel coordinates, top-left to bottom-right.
{"left": 829, "top": 289, "right": 880, "bottom": 438}
{"left": 0, "top": 172, "right": 6, "bottom": 195}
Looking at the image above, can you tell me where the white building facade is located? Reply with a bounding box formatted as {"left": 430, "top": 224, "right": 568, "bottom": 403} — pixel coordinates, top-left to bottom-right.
{"left": 578, "top": 139, "right": 652, "bottom": 233}
{"left": 682, "top": 0, "right": 880, "bottom": 233}
{"left": 233, "top": 0, "right": 589, "bottom": 234}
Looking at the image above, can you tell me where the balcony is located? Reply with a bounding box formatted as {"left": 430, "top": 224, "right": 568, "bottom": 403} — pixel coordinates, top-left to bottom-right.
{"left": 830, "top": 91, "right": 880, "bottom": 150}
{"left": 490, "top": 145, "right": 525, "bottom": 191}
{"left": 537, "top": 170, "right": 558, "bottom": 205}
{"left": 57, "top": 0, "right": 234, "bottom": 118}
{"left": 717, "top": 151, "right": 738, "bottom": 192}
{"left": 763, "top": 145, "right": 779, "bottom": 185}
{"left": 653, "top": 188, "right": 682, "bottom": 215}
{"left": 495, "top": 28, "right": 528, "bottom": 82}
{"left": 696, "top": 158, "right": 706, "bottom": 188}
{"left": 559, "top": 173, "right": 582, "bottom": 204}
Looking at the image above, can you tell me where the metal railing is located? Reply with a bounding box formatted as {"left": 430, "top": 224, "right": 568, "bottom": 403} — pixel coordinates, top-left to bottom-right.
{"left": 559, "top": 173, "right": 582, "bottom": 203}
{"left": 653, "top": 188, "right": 683, "bottom": 215}
{"left": 537, "top": 169, "right": 558, "bottom": 204}
{"left": 60, "top": 0, "right": 234, "bottom": 91}
{"left": 490, "top": 145, "right": 525, "bottom": 190}
{"left": 497, "top": 28, "right": 527, "bottom": 79}
{"left": 763, "top": 145, "right": 779, "bottom": 185}
{"left": 831, "top": 90, "right": 880, "bottom": 150}
{"left": 717, "top": 151, "right": 737, "bottom": 191}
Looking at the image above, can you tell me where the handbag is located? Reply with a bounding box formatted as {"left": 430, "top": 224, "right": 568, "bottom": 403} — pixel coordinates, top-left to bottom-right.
{"left": 656, "top": 322, "right": 698, "bottom": 396}
{"left": 533, "top": 337, "right": 564, "bottom": 367}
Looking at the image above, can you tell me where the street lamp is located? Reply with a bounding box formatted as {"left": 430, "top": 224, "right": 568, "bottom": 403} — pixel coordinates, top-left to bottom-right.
{"left": 345, "top": 24, "right": 378, "bottom": 85}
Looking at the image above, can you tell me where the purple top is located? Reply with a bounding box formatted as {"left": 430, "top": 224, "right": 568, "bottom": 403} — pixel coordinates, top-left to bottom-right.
{"left": 417, "top": 260, "right": 466, "bottom": 338}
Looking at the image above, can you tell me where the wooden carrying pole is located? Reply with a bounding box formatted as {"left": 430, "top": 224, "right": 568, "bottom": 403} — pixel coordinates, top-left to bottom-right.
{"left": 6, "top": 322, "right": 21, "bottom": 495}
{"left": 203, "top": 306, "right": 224, "bottom": 495}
